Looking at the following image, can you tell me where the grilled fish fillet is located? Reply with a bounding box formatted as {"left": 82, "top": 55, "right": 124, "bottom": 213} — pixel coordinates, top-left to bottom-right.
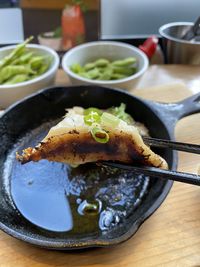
{"left": 16, "top": 107, "right": 168, "bottom": 169}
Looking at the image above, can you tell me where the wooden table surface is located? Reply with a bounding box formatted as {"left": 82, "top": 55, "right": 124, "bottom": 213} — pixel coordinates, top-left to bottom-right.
{"left": 0, "top": 66, "right": 200, "bottom": 267}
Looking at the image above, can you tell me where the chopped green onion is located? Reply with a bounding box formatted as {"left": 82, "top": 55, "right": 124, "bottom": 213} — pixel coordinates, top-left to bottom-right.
{"left": 84, "top": 107, "right": 102, "bottom": 116}
{"left": 84, "top": 111, "right": 101, "bottom": 126}
{"left": 91, "top": 127, "right": 109, "bottom": 143}
{"left": 109, "top": 103, "right": 134, "bottom": 124}
{"left": 101, "top": 112, "right": 120, "bottom": 128}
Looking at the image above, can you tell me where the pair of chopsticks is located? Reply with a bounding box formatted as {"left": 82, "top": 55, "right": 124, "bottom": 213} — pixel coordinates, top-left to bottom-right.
{"left": 101, "top": 137, "right": 200, "bottom": 186}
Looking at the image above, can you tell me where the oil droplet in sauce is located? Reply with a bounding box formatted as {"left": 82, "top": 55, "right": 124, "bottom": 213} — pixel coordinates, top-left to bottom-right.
{"left": 77, "top": 199, "right": 102, "bottom": 216}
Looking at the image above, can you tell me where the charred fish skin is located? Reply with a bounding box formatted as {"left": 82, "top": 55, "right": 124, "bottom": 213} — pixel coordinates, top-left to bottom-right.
{"left": 16, "top": 106, "right": 168, "bottom": 170}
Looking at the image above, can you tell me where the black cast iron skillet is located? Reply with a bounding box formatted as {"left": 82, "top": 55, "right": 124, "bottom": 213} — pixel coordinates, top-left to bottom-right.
{"left": 0, "top": 85, "right": 199, "bottom": 250}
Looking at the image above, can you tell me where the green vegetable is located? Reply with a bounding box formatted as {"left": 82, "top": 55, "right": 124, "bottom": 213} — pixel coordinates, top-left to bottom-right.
{"left": 111, "top": 73, "right": 127, "bottom": 80}
{"left": 101, "top": 112, "right": 120, "bottom": 128}
{"left": 0, "top": 36, "right": 52, "bottom": 85}
{"left": 38, "top": 57, "right": 52, "bottom": 75}
{"left": 30, "top": 56, "right": 44, "bottom": 70}
{"left": 99, "top": 66, "right": 113, "bottom": 80}
{"left": 0, "top": 65, "right": 31, "bottom": 83}
{"left": 70, "top": 56, "right": 137, "bottom": 81}
{"left": 112, "top": 57, "right": 137, "bottom": 67}
{"left": 84, "top": 62, "right": 96, "bottom": 71}
{"left": 108, "top": 103, "right": 134, "bottom": 124}
{"left": 3, "top": 74, "right": 28, "bottom": 85}
{"left": 84, "top": 111, "right": 101, "bottom": 126}
{"left": 79, "top": 72, "right": 90, "bottom": 79}
{"left": 70, "top": 63, "right": 83, "bottom": 73}
{"left": 20, "top": 52, "right": 33, "bottom": 62}
{"left": 84, "top": 107, "right": 102, "bottom": 116}
{"left": 86, "top": 68, "right": 100, "bottom": 79}
{"left": 0, "top": 36, "right": 33, "bottom": 70}
{"left": 83, "top": 104, "right": 133, "bottom": 144}
{"left": 53, "top": 27, "right": 62, "bottom": 38}
{"left": 112, "top": 66, "right": 137, "bottom": 76}
{"left": 11, "top": 52, "right": 33, "bottom": 65}
{"left": 90, "top": 127, "right": 109, "bottom": 143}
{"left": 94, "top": 58, "right": 109, "bottom": 67}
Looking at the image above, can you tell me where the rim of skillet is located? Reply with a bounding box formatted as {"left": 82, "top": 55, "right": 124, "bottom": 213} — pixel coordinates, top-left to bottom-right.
{"left": 0, "top": 85, "right": 175, "bottom": 249}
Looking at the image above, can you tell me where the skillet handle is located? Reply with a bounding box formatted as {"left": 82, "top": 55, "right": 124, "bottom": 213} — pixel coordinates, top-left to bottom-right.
{"left": 176, "top": 92, "right": 200, "bottom": 120}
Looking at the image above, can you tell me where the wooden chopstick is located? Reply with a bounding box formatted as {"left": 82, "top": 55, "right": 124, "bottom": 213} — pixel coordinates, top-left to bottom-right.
{"left": 143, "top": 137, "right": 200, "bottom": 154}
{"left": 101, "top": 162, "right": 200, "bottom": 186}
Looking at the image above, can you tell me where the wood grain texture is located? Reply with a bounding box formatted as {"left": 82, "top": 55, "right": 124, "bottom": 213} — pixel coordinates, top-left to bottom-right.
{"left": 0, "top": 67, "right": 200, "bottom": 267}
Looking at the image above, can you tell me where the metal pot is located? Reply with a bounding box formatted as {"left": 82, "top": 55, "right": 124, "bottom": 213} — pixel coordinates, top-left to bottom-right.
{"left": 159, "top": 22, "right": 200, "bottom": 64}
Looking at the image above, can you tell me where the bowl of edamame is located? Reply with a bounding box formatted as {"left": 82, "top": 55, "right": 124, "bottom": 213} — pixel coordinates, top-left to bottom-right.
{"left": 0, "top": 37, "right": 59, "bottom": 108}
{"left": 62, "top": 41, "right": 149, "bottom": 90}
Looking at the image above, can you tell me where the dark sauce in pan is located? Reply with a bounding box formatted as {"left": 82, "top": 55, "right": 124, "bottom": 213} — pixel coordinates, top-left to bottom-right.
{"left": 6, "top": 121, "right": 150, "bottom": 234}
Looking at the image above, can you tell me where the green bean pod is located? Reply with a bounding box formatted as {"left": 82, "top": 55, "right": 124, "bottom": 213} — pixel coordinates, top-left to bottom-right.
{"left": 99, "top": 66, "right": 113, "bottom": 80}
{"left": 70, "top": 56, "right": 138, "bottom": 81}
{"left": 70, "top": 63, "right": 83, "bottom": 73}
{"left": 0, "top": 65, "right": 30, "bottom": 83}
{"left": 3, "top": 74, "right": 28, "bottom": 85}
{"left": 87, "top": 68, "right": 100, "bottom": 79}
{"left": 113, "top": 66, "right": 137, "bottom": 75}
{"left": 79, "top": 72, "right": 90, "bottom": 79}
{"left": 111, "top": 73, "right": 127, "bottom": 80}
{"left": 0, "top": 36, "right": 33, "bottom": 70}
{"left": 30, "top": 56, "right": 44, "bottom": 70}
{"left": 112, "top": 57, "right": 137, "bottom": 67}
{"left": 36, "top": 63, "right": 49, "bottom": 75}
{"left": 84, "top": 62, "right": 96, "bottom": 71}
{"left": 94, "top": 58, "right": 110, "bottom": 67}
{"left": 19, "top": 52, "right": 33, "bottom": 64}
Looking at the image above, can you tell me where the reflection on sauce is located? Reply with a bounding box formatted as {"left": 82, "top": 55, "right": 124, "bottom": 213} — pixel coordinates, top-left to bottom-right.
{"left": 11, "top": 160, "right": 73, "bottom": 232}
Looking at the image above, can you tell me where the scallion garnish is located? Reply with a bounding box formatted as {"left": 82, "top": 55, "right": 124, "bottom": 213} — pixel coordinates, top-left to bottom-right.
{"left": 108, "top": 103, "right": 133, "bottom": 124}
{"left": 84, "top": 107, "right": 102, "bottom": 116}
{"left": 84, "top": 111, "right": 101, "bottom": 126}
{"left": 101, "top": 112, "right": 120, "bottom": 128}
{"left": 83, "top": 104, "right": 133, "bottom": 144}
{"left": 91, "top": 127, "right": 109, "bottom": 143}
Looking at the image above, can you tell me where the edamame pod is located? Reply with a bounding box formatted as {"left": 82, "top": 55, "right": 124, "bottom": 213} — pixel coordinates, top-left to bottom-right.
{"left": 87, "top": 68, "right": 100, "bottom": 79}
{"left": 19, "top": 52, "right": 33, "bottom": 64}
{"left": 37, "top": 63, "right": 49, "bottom": 75}
{"left": 84, "top": 62, "right": 96, "bottom": 71}
{"left": 70, "top": 63, "right": 83, "bottom": 73}
{"left": 111, "top": 73, "right": 127, "bottom": 80}
{"left": 30, "top": 56, "right": 44, "bottom": 70}
{"left": 99, "top": 66, "right": 113, "bottom": 80}
{"left": 12, "top": 51, "right": 33, "bottom": 65}
{"left": 0, "top": 36, "right": 33, "bottom": 70}
{"left": 70, "top": 56, "right": 138, "bottom": 81}
{"left": 79, "top": 72, "right": 90, "bottom": 79}
{"left": 113, "top": 66, "right": 137, "bottom": 75}
{"left": 0, "top": 65, "right": 29, "bottom": 83}
{"left": 112, "top": 57, "right": 136, "bottom": 67}
{"left": 94, "top": 58, "right": 110, "bottom": 67}
{"left": 36, "top": 57, "right": 52, "bottom": 76}
{"left": 3, "top": 74, "right": 28, "bottom": 85}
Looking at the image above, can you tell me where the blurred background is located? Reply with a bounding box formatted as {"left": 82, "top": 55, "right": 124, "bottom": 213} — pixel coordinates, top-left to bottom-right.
{"left": 1, "top": 0, "right": 200, "bottom": 51}
{"left": 0, "top": 0, "right": 98, "bottom": 49}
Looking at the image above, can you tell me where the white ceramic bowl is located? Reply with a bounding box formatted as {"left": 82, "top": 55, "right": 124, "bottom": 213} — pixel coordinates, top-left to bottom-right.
{"left": 62, "top": 41, "right": 149, "bottom": 90}
{"left": 38, "top": 32, "right": 62, "bottom": 51}
{"left": 0, "top": 44, "right": 60, "bottom": 108}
